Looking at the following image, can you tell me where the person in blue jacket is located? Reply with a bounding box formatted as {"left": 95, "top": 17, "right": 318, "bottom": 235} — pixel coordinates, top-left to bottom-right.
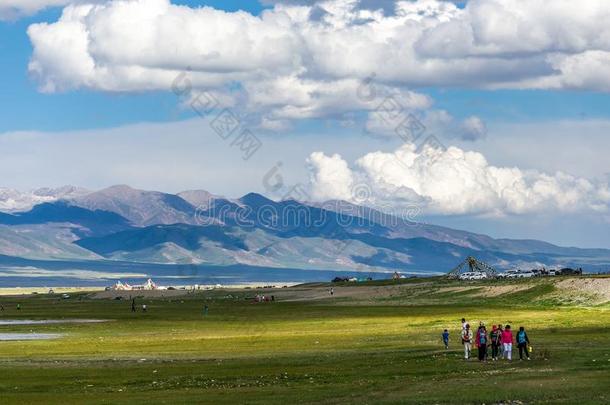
{"left": 517, "top": 326, "right": 531, "bottom": 360}
{"left": 442, "top": 329, "right": 449, "bottom": 349}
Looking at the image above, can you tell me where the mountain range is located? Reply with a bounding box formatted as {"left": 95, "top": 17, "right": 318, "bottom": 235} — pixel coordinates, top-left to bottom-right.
{"left": 0, "top": 185, "right": 609, "bottom": 284}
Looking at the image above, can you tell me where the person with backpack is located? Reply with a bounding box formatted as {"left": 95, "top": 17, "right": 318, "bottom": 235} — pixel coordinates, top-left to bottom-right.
{"left": 502, "top": 324, "right": 514, "bottom": 360}
{"left": 461, "top": 323, "right": 473, "bottom": 360}
{"left": 475, "top": 324, "right": 488, "bottom": 361}
{"left": 517, "top": 326, "right": 531, "bottom": 360}
{"left": 442, "top": 329, "right": 450, "bottom": 349}
{"left": 490, "top": 325, "right": 502, "bottom": 361}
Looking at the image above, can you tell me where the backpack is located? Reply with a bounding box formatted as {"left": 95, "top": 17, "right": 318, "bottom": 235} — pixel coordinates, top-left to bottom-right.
{"left": 517, "top": 331, "right": 527, "bottom": 344}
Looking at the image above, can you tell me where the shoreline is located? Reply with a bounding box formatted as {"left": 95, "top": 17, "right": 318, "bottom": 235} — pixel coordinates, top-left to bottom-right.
{"left": 0, "top": 282, "right": 303, "bottom": 296}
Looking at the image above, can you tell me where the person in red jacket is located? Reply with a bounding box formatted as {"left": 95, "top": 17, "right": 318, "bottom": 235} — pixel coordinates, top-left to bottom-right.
{"left": 501, "top": 324, "right": 514, "bottom": 360}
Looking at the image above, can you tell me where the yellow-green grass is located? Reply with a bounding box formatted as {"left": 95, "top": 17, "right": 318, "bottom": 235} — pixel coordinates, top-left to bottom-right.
{"left": 0, "top": 280, "right": 608, "bottom": 404}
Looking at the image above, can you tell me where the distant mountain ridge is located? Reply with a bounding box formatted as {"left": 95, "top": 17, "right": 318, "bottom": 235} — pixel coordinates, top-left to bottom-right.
{"left": 0, "top": 184, "right": 609, "bottom": 276}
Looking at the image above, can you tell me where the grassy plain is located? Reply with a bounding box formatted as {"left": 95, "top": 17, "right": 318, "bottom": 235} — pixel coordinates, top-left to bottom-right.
{"left": 0, "top": 277, "right": 608, "bottom": 404}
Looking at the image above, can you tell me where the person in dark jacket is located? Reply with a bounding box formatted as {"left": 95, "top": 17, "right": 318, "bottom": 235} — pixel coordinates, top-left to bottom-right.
{"left": 497, "top": 325, "right": 504, "bottom": 359}
{"left": 516, "top": 326, "right": 531, "bottom": 360}
{"left": 490, "top": 325, "right": 502, "bottom": 361}
{"left": 475, "top": 324, "right": 488, "bottom": 361}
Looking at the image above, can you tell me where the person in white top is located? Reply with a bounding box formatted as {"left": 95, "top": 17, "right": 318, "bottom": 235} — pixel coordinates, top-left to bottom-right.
{"left": 461, "top": 323, "right": 473, "bottom": 360}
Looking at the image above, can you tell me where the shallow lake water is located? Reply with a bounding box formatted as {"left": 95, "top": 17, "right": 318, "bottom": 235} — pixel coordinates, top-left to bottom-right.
{"left": 0, "top": 319, "right": 106, "bottom": 326}
{"left": 0, "top": 333, "right": 62, "bottom": 341}
{"left": 0, "top": 319, "right": 107, "bottom": 340}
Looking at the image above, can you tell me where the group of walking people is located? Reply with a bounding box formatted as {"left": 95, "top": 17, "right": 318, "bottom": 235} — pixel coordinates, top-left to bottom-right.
{"left": 442, "top": 318, "right": 532, "bottom": 361}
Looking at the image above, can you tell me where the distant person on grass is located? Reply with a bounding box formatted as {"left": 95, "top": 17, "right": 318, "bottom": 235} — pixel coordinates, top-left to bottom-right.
{"left": 497, "top": 325, "right": 504, "bottom": 359}
{"left": 461, "top": 324, "right": 473, "bottom": 360}
{"left": 476, "top": 324, "right": 488, "bottom": 361}
{"left": 502, "top": 325, "right": 514, "bottom": 360}
{"left": 131, "top": 299, "right": 136, "bottom": 312}
{"left": 517, "top": 326, "right": 531, "bottom": 360}
{"left": 461, "top": 318, "right": 467, "bottom": 330}
{"left": 442, "top": 329, "right": 449, "bottom": 349}
{"left": 490, "top": 325, "right": 502, "bottom": 361}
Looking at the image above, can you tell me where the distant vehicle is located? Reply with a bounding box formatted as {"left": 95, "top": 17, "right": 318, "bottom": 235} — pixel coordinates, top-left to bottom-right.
{"left": 501, "top": 269, "right": 520, "bottom": 279}
{"left": 516, "top": 270, "right": 535, "bottom": 278}
{"left": 557, "top": 267, "right": 583, "bottom": 276}
{"left": 459, "top": 271, "right": 487, "bottom": 280}
{"left": 61, "top": 293, "right": 70, "bottom": 299}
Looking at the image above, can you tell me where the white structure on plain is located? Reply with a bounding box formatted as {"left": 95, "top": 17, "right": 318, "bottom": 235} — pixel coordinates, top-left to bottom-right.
{"left": 112, "top": 279, "right": 157, "bottom": 291}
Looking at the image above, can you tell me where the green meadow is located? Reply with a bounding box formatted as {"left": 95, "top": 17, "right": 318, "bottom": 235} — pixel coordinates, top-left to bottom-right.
{"left": 0, "top": 277, "right": 608, "bottom": 404}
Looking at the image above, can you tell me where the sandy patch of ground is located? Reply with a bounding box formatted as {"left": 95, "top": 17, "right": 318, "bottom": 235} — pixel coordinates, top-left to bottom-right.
{"left": 89, "top": 282, "right": 435, "bottom": 302}
{"left": 432, "top": 284, "right": 531, "bottom": 297}
{"left": 471, "top": 284, "right": 533, "bottom": 297}
{"left": 0, "top": 287, "right": 105, "bottom": 296}
{"left": 435, "top": 286, "right": 475, "bottom": 293}
{"left": 278, "top": 282, "right": 434, "bottom": 302}
{"left": 555, "top": 278, "right": 610, "bottom": 304}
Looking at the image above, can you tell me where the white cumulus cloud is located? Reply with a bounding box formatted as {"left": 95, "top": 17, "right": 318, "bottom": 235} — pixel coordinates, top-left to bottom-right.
{"left": 25, "top": 0, "right": 610, "bottom": 127}
{"left": 306, "top": 151, "right": 355, "bottom": 201}
{"left": 307, "top": 143, "right": 610, "bottom": 216}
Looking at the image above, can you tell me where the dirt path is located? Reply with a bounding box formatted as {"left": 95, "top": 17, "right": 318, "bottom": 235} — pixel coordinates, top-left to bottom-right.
{"left": 555, "top": 278, "right": 610, "bottom": 304}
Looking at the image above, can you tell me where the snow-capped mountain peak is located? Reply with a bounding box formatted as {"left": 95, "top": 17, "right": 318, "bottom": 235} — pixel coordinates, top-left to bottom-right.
{"left": 0, "top": 186, "right": 90, "bottom": 212}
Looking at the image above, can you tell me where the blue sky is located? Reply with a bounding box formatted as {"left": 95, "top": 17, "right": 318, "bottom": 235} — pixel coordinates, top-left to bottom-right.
{"left": 1, "top": 0, "right": 610, "bottom": 247}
